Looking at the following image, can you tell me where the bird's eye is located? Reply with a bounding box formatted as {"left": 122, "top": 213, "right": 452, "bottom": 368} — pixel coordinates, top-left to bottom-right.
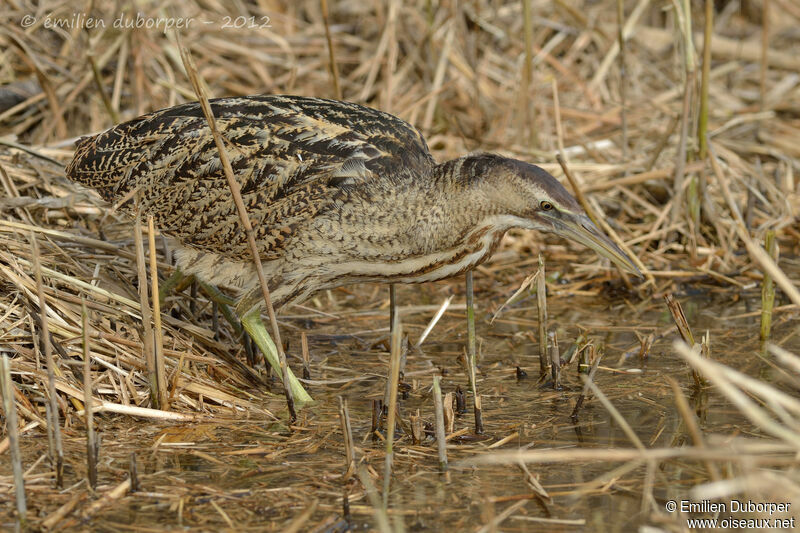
{"left": 540, "top": 201, "right": 553, "bottom": 211}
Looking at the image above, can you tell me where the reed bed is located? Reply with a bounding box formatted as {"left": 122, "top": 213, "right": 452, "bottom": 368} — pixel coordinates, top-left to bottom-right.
{"left": 1, "top": 0, "right": 799, "bottom": 530}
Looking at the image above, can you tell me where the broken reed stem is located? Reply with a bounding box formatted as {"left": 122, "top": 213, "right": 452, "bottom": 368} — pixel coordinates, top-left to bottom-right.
{"left": 473, "top": 394, "right": 483, "bottom": 436}
{"left": 133, "top": 210, "right": 158, "bottom": 407}
{"left": 465, "top": 271, "right": 483, "bottom": 434}
{"left": 639, "top": 333, "right": 655, "bottom": 360}
{"left": 664, "top": 293, "right": 703, "bottom": 387}
{"left": 548, "top": 330, "right": 561, "bottom": 390}
{"left": 31, "top": 232, "right": 63, "bottom": 487}
{"left": 341, "top": 487, "right": 351, "bottom": 527}
{"left": 147, "top": 215, "right": 168, "bottom": 410}
{"left": 443, "top": 391, "right": 455, "bottom": 434}
{"left": 577, "top": 339, "right": 592, "bottom": 374}
{"left": 454, "top": 386, "right": 465, "bottom": 415}
{"left": 616, "top": 0, "right": 628, "bottom": 163}
{"left": 410, "top": 409, "right": 423, "bottom": 444}
{"left": 433, "top": 375, "right": 448, "bottom": 471}
{"left": 760, "top": 230, "right": 777, "bottom": 343}
{"left": 129, "top": 452, "right": 139, "bottom": 492}
{"left": 518, "top": 461, "right": 551, "bottom": 502}
{"left": 536, "top": 254, "right": 548, "bottom": 375}
{"left": 189, "top": 278, "right": 198, "bottom": 317}
{"left": 571, "top": 346, "right": 602, "bottom": 420}
{"left": 82, "top": 300, "right": 97, "bottom": 490}
{"left": 301, "top": 332, "right": 311, "bottom": 380}
{"left": 320, "top": 0, "right": 342, "bottom": 100}
{"left": 382, "top": 313, "right": 402, "bottom": 506}
{"left": 177, "top": 37, "right": 298, "bottom": 419}
{"left": 338, "top": 396, "right": 355, "bottom": 480}
{"left": 664, "top": 294, "right": 695, "bottom": 346}
{"left": 371, "top": 399, "right": 382, "bottom": 436}
{"left": 1, "top": 354, "right": 27, "bottom": 524}
{"left": 564, "top": 333, "right": 587, "bottom": 366}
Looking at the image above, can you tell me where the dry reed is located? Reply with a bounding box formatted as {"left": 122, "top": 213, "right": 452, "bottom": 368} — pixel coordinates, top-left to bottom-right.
{"left": 0, "top": 0, "right": 798, "bottom": 530}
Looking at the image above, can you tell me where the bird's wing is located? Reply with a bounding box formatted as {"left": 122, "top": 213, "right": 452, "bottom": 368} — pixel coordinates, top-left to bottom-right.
{"left": 66, "top": 95, "right": 435, "bottom": 259}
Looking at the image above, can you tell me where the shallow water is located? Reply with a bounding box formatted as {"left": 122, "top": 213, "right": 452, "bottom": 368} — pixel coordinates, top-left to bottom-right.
{"left": 3, "top": 273, "right": 799, "bottom": 531}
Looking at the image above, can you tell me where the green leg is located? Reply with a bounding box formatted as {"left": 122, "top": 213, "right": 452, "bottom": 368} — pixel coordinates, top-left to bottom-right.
{"left": 163, "top": 272, "right": 312, "bottom": 405}
{"left": 197, "top": 281, "right": 237, "bottom": 307}
{"left": 240, "top": 308, "right": 313, "bottom": 405}
{"left": 389, "top": 284, "right": 397, "bottom": 335}
{"left": 197, "top": 281, "right": 243, "bottom": 335}
{"left": 159, "top": 270, "right": 190, "bottom": 308}
{"left": 465, "top": 271, "right": 484, "bottom": 434}
{"left": 197, "top": 282, "right": 259, "bottom": 364}
{"left": 161, "top": 271, "right": 241, "bottom": 336}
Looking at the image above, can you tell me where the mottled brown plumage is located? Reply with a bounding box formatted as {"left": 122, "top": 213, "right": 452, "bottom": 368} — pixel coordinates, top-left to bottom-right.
{"left": 67, "top": 94, "right": 637, "bottom": 311}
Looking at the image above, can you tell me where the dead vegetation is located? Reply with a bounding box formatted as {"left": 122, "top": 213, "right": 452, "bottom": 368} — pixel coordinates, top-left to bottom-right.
{"left": 1, "top": 0, "right": 799, "bottom": 530}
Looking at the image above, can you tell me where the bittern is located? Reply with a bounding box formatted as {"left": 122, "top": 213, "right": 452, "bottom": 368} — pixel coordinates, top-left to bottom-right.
{"left": 66, "top": 95, "right": 638, "bottom": 404}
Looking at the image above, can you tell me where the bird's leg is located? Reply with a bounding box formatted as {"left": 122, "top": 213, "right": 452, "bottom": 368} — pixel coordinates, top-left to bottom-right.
{"left": 158, "top": 269, "right": 195, "bottom": 308}
{"left": 160, "top": 270, "right": 240, "bottom": 336}
{"left": 389, "top": 284, "right": 397, "bottom": 336}
{"left": 159, "top": 270, "right": 264, "bottom": 380}
{"left": 236, "top": 295, "right": 313, "bottom": 405}
{"left": 196, "top": 282, "right": 263, "bottom": 366}
{"left": 196, "top": 280, "right": 237, "bottom": 307}
{"left": 189, "top": 279, "right": 198, "bottom": 315}
{"left": 195, "top": 281, "right": 247, "bottom": 338}
{"left": 160, "top": 270, "right": 227, "bottom": 324}
{"left": 465, "top": 271, "right": 484, "bottom": 434}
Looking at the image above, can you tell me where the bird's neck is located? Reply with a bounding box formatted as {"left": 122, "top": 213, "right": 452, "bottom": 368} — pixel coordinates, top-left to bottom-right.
{"left": 429, "top": 155, "right": 479, "bottom": 190}
{"left": 407, "top": 156, "right": 511, "bottom": 252}
{"left": 428, "top": 155, "right": 499, "bottom": 219}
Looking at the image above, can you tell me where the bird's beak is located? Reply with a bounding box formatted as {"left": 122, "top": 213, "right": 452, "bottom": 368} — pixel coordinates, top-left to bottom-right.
{"left": 548, "top": 212, "right": 642, "bottom": 278}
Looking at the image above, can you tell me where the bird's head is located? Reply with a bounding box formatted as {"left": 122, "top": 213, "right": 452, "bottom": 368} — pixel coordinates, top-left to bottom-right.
{"left": 465, "top": 154, "right": 640, "bottom": 277}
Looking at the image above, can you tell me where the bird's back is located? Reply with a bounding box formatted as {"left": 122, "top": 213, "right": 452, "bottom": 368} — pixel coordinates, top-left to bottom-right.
{"left": 66, "top": 95, "right": 435, "bottom": 260}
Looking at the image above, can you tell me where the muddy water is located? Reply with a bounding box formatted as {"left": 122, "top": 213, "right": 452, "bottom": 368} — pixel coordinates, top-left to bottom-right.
{"left": 4, "top": 277, "right": 799, "bottom": 531}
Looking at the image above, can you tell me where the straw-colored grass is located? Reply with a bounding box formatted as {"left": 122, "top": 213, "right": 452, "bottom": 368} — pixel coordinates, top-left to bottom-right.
{"left": 1, "top": 0, "right": 799, "bottom": 530}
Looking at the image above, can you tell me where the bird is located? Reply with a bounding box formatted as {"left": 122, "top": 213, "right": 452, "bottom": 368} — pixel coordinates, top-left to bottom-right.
{"left": 66, "top": 94, "right": 639, "bottom": 404}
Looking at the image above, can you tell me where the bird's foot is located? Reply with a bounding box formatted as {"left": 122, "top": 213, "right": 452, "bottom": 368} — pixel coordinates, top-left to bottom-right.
{"left": 240, "top": 308, "right": 313, "bottom": 406}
